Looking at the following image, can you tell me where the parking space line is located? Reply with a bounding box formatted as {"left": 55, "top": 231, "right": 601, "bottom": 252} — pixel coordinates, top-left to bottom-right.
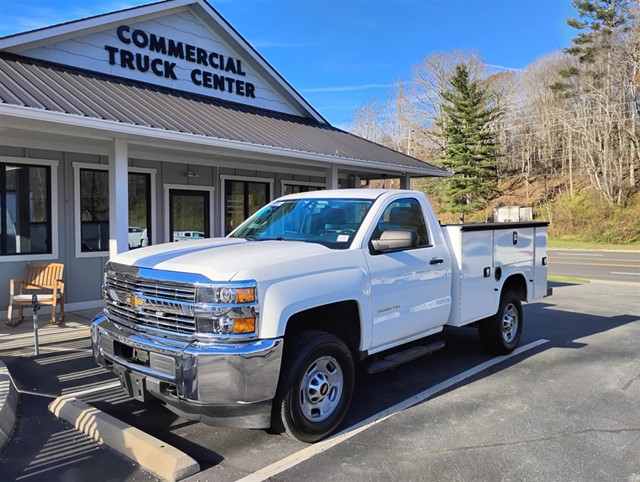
{"left": 16, "top": 381, "right": 121, "bottom": 400}
{"left": 236, "top": 338, "right": 550, "bottom": 482}
{"left": 61, "top": 381, "right": 122, "bottom": 398}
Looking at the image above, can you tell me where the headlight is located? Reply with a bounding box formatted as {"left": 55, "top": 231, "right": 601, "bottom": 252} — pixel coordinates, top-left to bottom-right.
{"left": 195, "top": 281, "right": 259, "bottom": 338}
{"left": 195, "top": 285, "right": 256, "bottom": 304}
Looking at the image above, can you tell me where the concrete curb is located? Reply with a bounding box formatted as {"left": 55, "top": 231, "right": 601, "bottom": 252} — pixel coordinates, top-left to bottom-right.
{"left": 49, "top": 396, "right": 200, "bottom": 481}
{"left": 0, "top": 359, "right": 19, "bottom": 452}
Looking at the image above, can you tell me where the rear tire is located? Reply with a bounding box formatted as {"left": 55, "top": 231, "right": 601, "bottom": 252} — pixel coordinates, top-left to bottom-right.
{"left": 271, "top": 330, "right": 354, "bottom": 443}
{"left": 479, "top": 289, "right": 522, "bottom": 355}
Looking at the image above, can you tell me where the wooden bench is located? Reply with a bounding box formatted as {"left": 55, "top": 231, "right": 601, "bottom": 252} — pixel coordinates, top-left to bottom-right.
{"left": 6, "top": 263, "right": 65, "bottom": 326}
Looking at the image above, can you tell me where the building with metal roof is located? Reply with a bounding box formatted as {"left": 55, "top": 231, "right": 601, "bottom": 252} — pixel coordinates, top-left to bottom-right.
{"left": 0, "top": 0, "right": 448, "bottom": 315}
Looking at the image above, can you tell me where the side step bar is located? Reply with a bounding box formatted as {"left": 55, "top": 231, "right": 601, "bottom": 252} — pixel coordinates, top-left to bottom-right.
{"left": 366, "top": 340, "right": 445, "bottom": 374}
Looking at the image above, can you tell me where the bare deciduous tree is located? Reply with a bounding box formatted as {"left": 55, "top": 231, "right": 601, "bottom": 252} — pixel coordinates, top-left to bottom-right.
{"left": 348, "top": 2, "right": 638, "bottom": 210}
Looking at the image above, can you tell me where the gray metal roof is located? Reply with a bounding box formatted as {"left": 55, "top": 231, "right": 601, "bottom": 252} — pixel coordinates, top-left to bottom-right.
{"left": 0, "top": 53, "right": 448, "bottom": 177}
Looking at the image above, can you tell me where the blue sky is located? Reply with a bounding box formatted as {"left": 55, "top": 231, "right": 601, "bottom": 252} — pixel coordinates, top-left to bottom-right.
{"left": 0, "top": 0, "right": 576, "bottom": 127}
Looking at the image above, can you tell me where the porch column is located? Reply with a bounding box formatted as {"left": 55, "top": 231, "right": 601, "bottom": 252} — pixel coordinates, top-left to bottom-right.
{"left": 109, "top": 138, "right": 128, "bottom": 257}
{"left": 400, "top": 174, "right": 412, "bottom": 190}
{"left": 326, "top": 165, "right": 339, "bottom": 189}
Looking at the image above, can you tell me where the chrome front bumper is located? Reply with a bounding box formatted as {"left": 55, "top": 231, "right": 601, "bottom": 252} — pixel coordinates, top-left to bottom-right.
{"left": 91, "top": 314, "right": 283, "bottom": 428}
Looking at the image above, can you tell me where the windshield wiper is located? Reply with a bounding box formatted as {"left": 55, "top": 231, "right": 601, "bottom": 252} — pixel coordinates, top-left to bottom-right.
{"left": 256, "top": 236, "right": 287, "bottom": 241}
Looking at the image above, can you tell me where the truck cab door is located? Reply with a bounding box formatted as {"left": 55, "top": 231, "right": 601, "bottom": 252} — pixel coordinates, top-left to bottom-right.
{"left": 364, "top": 197, "right": 451, "bottom": 351}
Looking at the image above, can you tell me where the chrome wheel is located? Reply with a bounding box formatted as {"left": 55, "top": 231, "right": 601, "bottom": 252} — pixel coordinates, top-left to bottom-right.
{"left": 272, "top": 330, "right": 354, "bottom": 442}
{"left": 501, "top": 303, "right": 519, "bottom": 343}
{"left": 299, "top": 355, "right": 343, "bottom": 422}
{"left": 479, "top": 289, "right": 523, "bottom": 355}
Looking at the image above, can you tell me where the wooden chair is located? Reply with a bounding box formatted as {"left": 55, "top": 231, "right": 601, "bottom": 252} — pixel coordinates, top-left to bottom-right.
{"left": 6, "top": 263, "right": 65, "bottom": 326}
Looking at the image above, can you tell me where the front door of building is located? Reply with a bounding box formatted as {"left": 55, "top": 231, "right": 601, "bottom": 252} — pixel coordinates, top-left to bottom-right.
{"left": 168, "top": 189, "right": 210, "bottom": 242}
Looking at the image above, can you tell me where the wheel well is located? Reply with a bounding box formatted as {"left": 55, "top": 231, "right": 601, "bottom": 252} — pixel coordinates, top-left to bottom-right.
{"left": 502, "top": 274, "right": 527, "bottom": 301}
{"left": 285, "top": 301, "right": 361, "bottom": 356}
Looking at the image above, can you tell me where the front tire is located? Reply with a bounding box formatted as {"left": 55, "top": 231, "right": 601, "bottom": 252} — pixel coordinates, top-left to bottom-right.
{"left": 272, "top": 330, "right": 355, "bottom": 443}
{"left": 479, "top": 289, "right": 523, "bottom": 355}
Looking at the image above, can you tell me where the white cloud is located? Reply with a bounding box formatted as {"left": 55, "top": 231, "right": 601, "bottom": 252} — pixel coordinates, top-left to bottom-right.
{"left": 0, "top": 1, "right": 148, "bottom": 37}
{"left": 487, "top": 64, "right": 524, "bottom": 72}
{"left": 249, "top": 39, "right": 317, "bottom": 49}
{"left": 301, "top": 83, "right": 392, "bottom": 94}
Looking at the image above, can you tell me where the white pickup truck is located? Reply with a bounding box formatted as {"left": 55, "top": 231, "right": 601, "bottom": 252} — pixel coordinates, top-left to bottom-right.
{"left": 92, "top": 189, "right": 550, "bottom": 442}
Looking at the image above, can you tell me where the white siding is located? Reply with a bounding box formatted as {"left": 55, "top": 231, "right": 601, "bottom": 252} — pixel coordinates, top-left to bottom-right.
{"left": 21, "top": 11, "right": 297, "bottom": 114}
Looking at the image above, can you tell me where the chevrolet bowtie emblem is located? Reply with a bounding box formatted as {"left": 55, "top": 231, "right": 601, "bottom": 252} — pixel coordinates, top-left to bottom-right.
{"left": 125, "top": 292, "right": 145, "bottom": 310}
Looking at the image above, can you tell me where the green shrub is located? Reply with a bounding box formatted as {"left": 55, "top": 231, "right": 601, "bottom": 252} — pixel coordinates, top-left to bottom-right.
{"left": 539, "top": 190, "right": 640, "bottom": 244}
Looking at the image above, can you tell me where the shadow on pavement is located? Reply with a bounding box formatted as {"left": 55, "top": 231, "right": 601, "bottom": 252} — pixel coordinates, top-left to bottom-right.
{"left": 345, "top": 283, "right": 638, "bottom": 430}
{"left": 2, "top": 282, "right": 638, "bottom": 480}
{"left": 0, "top": 319, "right": 159, "bottom": 481}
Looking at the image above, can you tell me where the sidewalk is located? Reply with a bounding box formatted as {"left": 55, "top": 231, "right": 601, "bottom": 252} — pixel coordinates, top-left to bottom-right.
{"left": 0, "top": 309, "right": 100, "bottom": 451}
{"left": 0, "top": 309, "right": 171, "bottom": 481}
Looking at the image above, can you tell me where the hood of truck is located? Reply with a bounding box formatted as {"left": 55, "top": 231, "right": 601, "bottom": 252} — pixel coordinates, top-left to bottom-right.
{"left": 109, "top": 237, "right": 338, "bottom": 281}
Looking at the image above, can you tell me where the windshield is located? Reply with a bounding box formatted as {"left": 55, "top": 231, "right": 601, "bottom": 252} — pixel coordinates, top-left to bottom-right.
{"left": 229, "top": 198, "right": 374, "bottom": 249}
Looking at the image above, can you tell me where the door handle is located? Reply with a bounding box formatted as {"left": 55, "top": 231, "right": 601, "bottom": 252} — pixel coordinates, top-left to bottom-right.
{"left": 429, "top": 257, "right": 444, "bottom": 265}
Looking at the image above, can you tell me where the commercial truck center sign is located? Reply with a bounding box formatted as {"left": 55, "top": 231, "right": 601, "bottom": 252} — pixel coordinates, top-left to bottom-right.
{"left": 104, "top": 25, "right": 256, "bottom": 98}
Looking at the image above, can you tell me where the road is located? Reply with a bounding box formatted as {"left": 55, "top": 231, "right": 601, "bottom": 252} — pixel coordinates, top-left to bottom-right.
{"left": 2, "top": 280, "right": 640, "bottom": 482}
{"left": 548, "top": 248, "right": 640, "bottom": 283}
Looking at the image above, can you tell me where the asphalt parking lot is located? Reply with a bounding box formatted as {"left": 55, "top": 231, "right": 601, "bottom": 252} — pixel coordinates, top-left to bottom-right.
{"left": 1, "top": 279, "right": 639, "bottom": 481}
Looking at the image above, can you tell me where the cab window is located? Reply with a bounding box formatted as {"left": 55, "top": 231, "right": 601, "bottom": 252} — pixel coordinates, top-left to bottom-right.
{"left": 372, "top": 198, "right": 429, "bottom": 247}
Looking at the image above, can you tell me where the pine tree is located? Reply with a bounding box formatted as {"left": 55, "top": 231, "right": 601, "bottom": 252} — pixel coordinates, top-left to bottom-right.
{"left": 438, "top": 63, "right": 500, "bottom": 222}
{"left": 552, "top": 1, "right": 633, "bottom": 92}
{"left": 565, "top": 0, "right": 632, "bottom": 64}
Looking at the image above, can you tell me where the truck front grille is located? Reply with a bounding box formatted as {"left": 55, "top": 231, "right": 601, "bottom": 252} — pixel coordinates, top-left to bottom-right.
{"left": 104, "top": 267, "right": 198, "bottom": 337}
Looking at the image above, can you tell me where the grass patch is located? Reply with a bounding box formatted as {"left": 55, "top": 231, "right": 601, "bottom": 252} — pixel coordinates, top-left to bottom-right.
{"left": 547, "top": 275, "right": 590, "bottom": 284}
{"left": 541, "top": 190, "right": 640, "bottom": 245}
{"left": 548, "top": 239, "right": 640, "bottom": 251}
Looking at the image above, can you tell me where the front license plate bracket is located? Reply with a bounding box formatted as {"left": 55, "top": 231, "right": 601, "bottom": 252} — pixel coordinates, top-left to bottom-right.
{"left": 115, "top": 366, "right": 150, "bottom": 402}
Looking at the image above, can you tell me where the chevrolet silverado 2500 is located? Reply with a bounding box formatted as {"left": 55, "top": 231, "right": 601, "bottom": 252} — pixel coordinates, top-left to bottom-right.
{"left": 92, "top": 189, "right": 550, "bottom": 442}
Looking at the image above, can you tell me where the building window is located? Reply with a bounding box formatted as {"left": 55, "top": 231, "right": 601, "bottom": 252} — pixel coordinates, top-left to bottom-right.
{"left": 0, "top": 163, "right": 52, "bottom": 255}
{"left": 79, "top": 168, "right": 109, "bottom": 252}
{"left": 128, "top": 172, "right": 151, "bottom": 248}
{"left": 76, "top": 165, "right": 154, "bottom": 254}
{"left": 169, "top": 189, "right": 210, "bottom": 242}
{"left": 283, "top": 183, "right": 323, "bottom": 196}
{"left": 224, "top": 179, "right": 270, "bottom": 234}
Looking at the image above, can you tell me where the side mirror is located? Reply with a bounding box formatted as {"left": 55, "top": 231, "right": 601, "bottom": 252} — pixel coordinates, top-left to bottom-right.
{"left": 371, "top": 230, "right": 417, "bottom": 253}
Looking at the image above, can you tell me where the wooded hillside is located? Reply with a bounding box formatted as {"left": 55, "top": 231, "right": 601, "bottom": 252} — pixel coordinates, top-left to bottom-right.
{"left": 349, "top": 0, "right": 639, "bottom": 243}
